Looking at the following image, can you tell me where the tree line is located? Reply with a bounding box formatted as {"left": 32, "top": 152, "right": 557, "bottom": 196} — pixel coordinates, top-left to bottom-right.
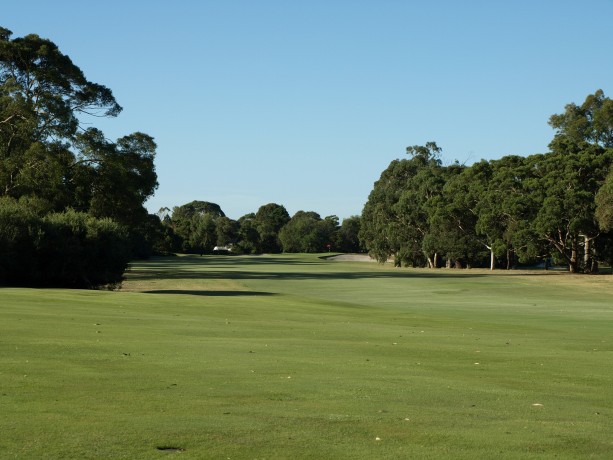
{"left": 3, "top": 27, "right": 611, "bottom": 287}
{"left": 360, "top": 90, "right": 613, "bottom": 273}
{"left": 153, "top": 200, "right": 362, "bottom": 256}
{"left": 0, "top": 26, "right": 360, "bottom": 287}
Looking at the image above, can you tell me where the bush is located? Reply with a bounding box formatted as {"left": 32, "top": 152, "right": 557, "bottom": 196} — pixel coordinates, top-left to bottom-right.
{"left": 0, "top": 197, "right": 43, "bottom": 282}
{"left": 0, "top": 198, "right": 130, "bottom": 288}
{"left": 40, "top": 211, "right": 130, "bottom": 288}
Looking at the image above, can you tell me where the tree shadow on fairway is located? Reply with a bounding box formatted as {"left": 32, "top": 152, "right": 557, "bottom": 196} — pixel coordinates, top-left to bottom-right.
{"left": 143, "top": 290, "right": 277, "bottom": 297}
{"left": 127, "top": 254, "right": 497, "bottom": 284}
{"left": 128, "top": 255, "right": 570, "bottom": 289}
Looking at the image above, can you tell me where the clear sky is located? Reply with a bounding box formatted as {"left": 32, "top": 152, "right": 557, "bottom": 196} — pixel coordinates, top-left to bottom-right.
{"left": 4, "top": 1, "right": 613, "bottom": 220}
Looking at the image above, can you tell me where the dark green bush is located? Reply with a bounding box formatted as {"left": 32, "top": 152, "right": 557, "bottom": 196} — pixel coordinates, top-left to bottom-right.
{"left": 0, "top": 197, "right": 43, "bottom": 282}
{"left": 0, "top": 198, "right": 130, "bottom": 288}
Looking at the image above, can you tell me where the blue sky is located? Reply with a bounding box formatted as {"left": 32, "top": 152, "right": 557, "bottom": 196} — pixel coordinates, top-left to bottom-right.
{"left": 4, "top": 1, "right": 613, "bottom": 220}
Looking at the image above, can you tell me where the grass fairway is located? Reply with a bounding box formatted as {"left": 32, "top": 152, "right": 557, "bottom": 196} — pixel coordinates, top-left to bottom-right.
{"left": 1, "top": 254, "right": 612, "bottom": 459}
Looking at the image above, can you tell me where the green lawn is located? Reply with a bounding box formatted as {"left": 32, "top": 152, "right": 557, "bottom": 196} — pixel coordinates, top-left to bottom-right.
{"left": 1, "top": 254, "right": 612, "bottom": 459}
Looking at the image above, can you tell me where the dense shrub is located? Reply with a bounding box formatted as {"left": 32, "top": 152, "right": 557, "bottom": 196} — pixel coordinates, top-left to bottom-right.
{"left": 0, "top": 197, "right": 43, "bottom": 282}
{"left": 0, "top": 198, "right": 130, "bottom": 288}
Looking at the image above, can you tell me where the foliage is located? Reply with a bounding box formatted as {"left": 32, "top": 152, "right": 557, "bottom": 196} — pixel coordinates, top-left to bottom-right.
{"left": 254, "top": 203, "right": 290, "bottom": 253}
{"left": 235, "top": 213, "right": 260, "bottom": 254}
{"left": 360, "top": 91, "right": 613, "bottom": 272}
{"left": 39, "top": 210, "right": 130, "bottom": 287}
{"left": 337, "top": 215, "right": 362, "bottom": 253}
{"left": 0, "top": 27, "right": 158, "bottom": 286}
{"left": 216, "top": 216, "right": 239, "bottom": 247}
{"left": 0, "top": 197, "right": 129, "bottom": 287}
{"left": 596, "top": 169, "right": 613, "bottom": 232}
{"left": 279, "top": 211, "right": 326, "bottom": 253}
{"left": 360, "top": 142, "right": 448, "bottom": 266}
{"left": 169, "top": 200, "right": 226, "bottom": 254}
{"left": 163, "top": 204, "right": 357, "bottom": 256}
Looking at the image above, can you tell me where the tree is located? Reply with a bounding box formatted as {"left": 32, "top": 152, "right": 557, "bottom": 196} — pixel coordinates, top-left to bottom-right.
{"left": 596, "top": 170, "right": 613, "bottom": 232}
{"left": 543, "top": 90, "right": 613, "bottom": 272}
{"left": 485, "top": 155, "right": 541, "bottom": 269}
{"left": 430, "top": 160, "right": 495, "bottom": 268}
{"left": 0, "top": 27, "right": 121, "bottom": 141}
{"left": 72, "top": 128, "right": 158, "bottom": 227}
{"left": 0, "top": 27, "right": 122, "bottom": 203}
{"left": 216, "top": 216, "right": 239, "bottom": 247}
{"left": 172, "top": 200, "right": 225, "bottom": 221}
{"left": 360, "top": 142, "right": 447, "bottom": 266}
{"left": 549, "top": 89, "right": 613, "bottom": 154}
{"left": 254, "top": 203, "right": 289, "bottom": 253}
{"left": 338, "top": 215, "right": 362, "bottom": 253}
{"left": 171, "top": 200, "right": 225, "bottom": 252}
{"left": 235, "top": 213, "right": 259, "bottom": 254}
{"left": 279, "top": 211, "right": 329, "bottom": 253}
{"left": 189, "top": 213, "right": 217, "bottom": 255}
{"left": 320, "top": 215, "right": 340, "bottom": 251}
{"left": 0, "top": 27, "right": 158, "bottom": 265}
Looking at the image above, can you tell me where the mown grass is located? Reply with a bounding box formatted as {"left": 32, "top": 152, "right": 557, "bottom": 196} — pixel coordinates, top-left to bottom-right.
{"left": 1, "top": 254, "right": 612, "bottom": 459}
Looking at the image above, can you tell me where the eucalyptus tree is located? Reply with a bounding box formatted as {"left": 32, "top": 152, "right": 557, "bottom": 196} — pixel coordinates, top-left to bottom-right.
{"left": 72, "top": 128, "right": 157, "bottom": 226}
{"left": 529, "top": 150, "right": 612, "bottom": 272}
{"left": 484, "top": 155, "right": 542, "bottom": 268}
{"left": 360, "top": 142, "right": 446, "bottom": 266}
{"left": 548, "top": 89, "right": 613, "bottom": 153}
{"left": 541, "top": 90, "right": 613, "bottom": 272}
{"left": 435, "top": 160, "right": 498, "bottom": 268}
{"left": 0, "top": 27, "right": 123, "bottom": 203}
{"left": 360, "top": 158, "right": 415, "bottom": 264}
{"left": 1, "top": 27, "right": 158, "bottom": 257}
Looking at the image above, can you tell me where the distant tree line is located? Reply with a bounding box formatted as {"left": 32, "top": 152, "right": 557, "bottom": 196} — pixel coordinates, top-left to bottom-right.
{"left": 153, "top": 200, "right": 362, "bottom": 256}
{"left": 360, "top": 90, "right": 613, "bottom": 273}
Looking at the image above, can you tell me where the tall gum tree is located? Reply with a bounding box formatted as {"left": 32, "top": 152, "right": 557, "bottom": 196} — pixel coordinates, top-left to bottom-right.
{"left": 360, "top": 142, "right": 446, "bottom": 266}
{"left": 486, "top": 155, "right": 541, "bottom": 269}
{"left": 0, "top": 27, "right": 157, "bottom": 239}
{"left": 544, "top": 90, "right": 613, "bottom": 272}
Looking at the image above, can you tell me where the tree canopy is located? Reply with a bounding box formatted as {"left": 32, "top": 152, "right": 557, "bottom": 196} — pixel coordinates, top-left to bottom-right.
{"left": 0, "top": 27, "right": 158, "bottom": 287}
{"left": 360, "top": 90, "right": 613, "bottom": 273}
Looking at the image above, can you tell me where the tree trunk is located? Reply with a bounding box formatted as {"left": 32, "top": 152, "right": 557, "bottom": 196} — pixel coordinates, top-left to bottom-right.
{"left": 433, "top": 252, "right": 439, "bottom": 269}
{"left": 583, "top": 236, "right": 591, "bottom": 273}
{"left": 569, "top": 239, "right": 578, "bottom": 273}
{"left": 490, "top": 248, "right": 495, "bottom": 270}
{"left": 582, "top": 236, "right": 600, "bottom": 274}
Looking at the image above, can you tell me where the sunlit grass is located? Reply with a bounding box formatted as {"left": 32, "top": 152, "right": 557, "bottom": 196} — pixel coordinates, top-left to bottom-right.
{"left": 1, "top": 254, "right": 612, "bottom": 458}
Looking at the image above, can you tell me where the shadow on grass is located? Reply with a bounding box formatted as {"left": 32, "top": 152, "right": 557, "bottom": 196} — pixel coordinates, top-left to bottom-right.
{"left": 127, "top": 254, "right": 570, "bottom": 285}
{"left": 144, "top": 290, "right": 277, "bottom": 297}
